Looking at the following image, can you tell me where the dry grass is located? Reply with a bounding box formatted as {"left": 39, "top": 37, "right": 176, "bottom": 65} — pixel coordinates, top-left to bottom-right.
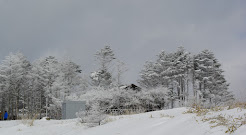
{"left": 228, "top": 102, "right": 246, "bottom": 110}
{"left": 124, "top": 110, "right": 140, "bottom": 115}
{"left": 184, "top": 103, "right": 246, "bottom": 134}
{"left": 183, "top": 104, "right": 209, "bottom": 116}
{"left": 108, "top": 109, "right": 145, "bottom": 116}
{"left": 103, "top": 117, "right": 116, "bottom": 124}
{"left": 210, "top": 106, "right": 225, "bottom": 112}
{"left": 202, "top": 114, "right": 229, "bottom": 128}
{"left": 202, "top": 114, "right": 242, "bottom": 134}
{"left": 21, "top": 114, "right": 39, "bottom": 126}
{"left": 160, "top": 113, "right": 175, "bottom": 118}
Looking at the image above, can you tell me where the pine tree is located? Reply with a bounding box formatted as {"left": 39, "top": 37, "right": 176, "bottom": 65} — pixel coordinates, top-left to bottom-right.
{"left": 194, "top": 50, "right": 233, "bottom": 106}
{"left": 138, "top": 61, "right": 160, "bottom": 88}
{"left": 91, "top": 46, "right": 115, "bottom": 88}
{"left": 139, "top": 47, "right": 233, "bottom": 108}
{"left": 139, "top": 47, "right": 194, "bottom": 107}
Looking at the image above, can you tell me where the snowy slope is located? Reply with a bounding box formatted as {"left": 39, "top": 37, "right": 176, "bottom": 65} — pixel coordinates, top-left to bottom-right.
{"left": 0, "top": 107, "right": 246, "bottom": 135}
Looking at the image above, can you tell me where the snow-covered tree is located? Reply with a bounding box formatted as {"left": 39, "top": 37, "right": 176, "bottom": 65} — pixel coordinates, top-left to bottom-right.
{"left": 139, "top": 47, "right": 233, "bottom": 108}
{"left": 49, "top": 58, "right": 83, "bottom": 118}
{"left": 91, "top": 46, "right": 115, "bottom": 88}
{"left": 38, "top": 56, "right": 60, "bottom": 117}
{"left": 0, "top": 52, "right": 31, "bottom": 119}
{"left": 90, "top": 70, "right": 113, "bottom": 88}
{"left": 139, "top": 47, "right": 194, "bottom": 108}
{"left": 52, "top": 58, "right": 82, "bottom": 99}
{"left": 194, "top": 50, "right": 234, "bottom": 106}
{"left": 28, "top": 59, "right": 48, "bottom": 118}
{"left": 115, "top": 60, "right": 128, "bottom": 87}
{"left": 28, "top": 56, "right": 85, "bottom": 119}
{"left": 95, "top": 46, "right": 115, "bottom": 70}
{"left": 171, "top": 47, "right": 193, "bottom": 106}
{"left": 138, "top": 61, "right": 160, "bottom": 88}
{"left": 0, "top": 47, "right": 235, "bottom": 120}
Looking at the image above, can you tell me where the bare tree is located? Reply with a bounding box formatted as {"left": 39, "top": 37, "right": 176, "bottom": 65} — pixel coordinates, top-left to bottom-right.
{"left": 116, "top": 60, "right": 128, "bottom": 87}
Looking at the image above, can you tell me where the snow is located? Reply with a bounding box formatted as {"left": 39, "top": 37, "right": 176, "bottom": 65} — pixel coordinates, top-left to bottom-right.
{"left": 0, "top": 107, "right": 246, "bottom": 135}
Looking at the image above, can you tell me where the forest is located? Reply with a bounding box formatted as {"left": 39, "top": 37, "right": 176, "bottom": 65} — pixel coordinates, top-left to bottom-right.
{"left": 0, "top": 46, "right": 234, "bottom": 120}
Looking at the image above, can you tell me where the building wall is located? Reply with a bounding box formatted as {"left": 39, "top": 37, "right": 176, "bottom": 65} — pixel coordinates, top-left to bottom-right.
{"left": 62, "top": 101, "right": 86, "bottom": 119}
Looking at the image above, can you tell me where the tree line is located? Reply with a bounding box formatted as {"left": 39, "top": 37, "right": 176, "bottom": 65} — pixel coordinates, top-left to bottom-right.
{"left": 138, "top": 47, "right": 234, "bottom": 108}
{"left": 0, "top": 46, "right": 234, "bottom": 120}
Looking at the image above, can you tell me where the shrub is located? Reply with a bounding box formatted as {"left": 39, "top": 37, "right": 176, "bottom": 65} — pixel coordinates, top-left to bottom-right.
{"left": 77, "top": 102, "right": 108, "bottom": 127}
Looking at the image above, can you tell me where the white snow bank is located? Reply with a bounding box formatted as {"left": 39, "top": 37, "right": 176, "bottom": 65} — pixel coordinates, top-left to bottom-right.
{"left": 0, "top": 107, "right": 245, "bottom": 135}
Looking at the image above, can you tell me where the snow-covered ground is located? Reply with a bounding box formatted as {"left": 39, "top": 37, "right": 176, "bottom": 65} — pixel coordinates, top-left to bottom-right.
{"left": 0, "top": 107, "right": 246, "bottom": 135}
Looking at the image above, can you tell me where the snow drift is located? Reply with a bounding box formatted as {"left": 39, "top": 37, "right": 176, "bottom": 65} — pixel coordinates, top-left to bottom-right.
{"left": 0, "top": 107, "right": 246, "bottom": 135}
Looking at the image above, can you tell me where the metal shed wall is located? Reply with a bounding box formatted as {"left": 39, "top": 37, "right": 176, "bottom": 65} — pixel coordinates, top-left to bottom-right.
{"left": 62, "top": 101, "right": 86, "bottom": 119}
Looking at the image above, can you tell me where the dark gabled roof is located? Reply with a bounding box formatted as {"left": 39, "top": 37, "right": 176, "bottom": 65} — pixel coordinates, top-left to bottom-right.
{"left": 124, "top": 84, "right": 141, "bottom": 92}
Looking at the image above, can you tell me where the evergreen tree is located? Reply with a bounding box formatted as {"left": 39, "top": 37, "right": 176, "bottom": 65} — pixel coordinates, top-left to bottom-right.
{"left": 139, "top": 47, "right": 233, "bottom": 108}
{"left": 194, "top": 50, "right": 234, "bottom": 106}
{"left": 91, "top": 46, "right": 115, "bottom": 88}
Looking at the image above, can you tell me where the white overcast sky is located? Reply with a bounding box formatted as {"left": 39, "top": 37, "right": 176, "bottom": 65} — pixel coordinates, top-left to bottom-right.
{"left": 0, "top": 0, "right": 246, "bottom": 100}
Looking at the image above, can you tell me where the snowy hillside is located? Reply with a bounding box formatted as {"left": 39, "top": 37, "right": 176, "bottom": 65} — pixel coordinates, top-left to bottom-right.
{"left": 0, "top": 107, "right": 246, "bottom": 135}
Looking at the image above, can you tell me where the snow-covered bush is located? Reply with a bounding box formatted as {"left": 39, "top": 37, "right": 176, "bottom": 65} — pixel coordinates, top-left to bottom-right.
{"left": 140, "top": 87, "right": 169, "bottom": 110}
{"left": 79, "top": 86, "right": 170, "bottom": 115}
{"left": 76, "top": 102, "right": 107, "bottom": 126}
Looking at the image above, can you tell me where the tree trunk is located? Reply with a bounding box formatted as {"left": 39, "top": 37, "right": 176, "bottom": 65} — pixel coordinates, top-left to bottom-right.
{"left": 27, "top": 96, "right": 30, "bottom": 119}
{"left": 40, "top": 92, "right": 42, "bottom": 119}
{"left": 11, "top": 98, "right": 14, "bottom": 120}
{"left": 8, "top": 91, "right": 11, "bottom": 119}
{"left": 46, "top": 97, "right": 48, "bottom": 117}
{"left": 22, "top": 94, "right": 25, "bottom": 119}
{"left": 16, "top": 92, "right": 20, "bottom": 120}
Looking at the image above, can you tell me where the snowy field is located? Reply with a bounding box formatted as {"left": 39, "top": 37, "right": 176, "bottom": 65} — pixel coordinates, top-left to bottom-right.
{"left": 0, "top": 107, "right": 246, "bottom": 135}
